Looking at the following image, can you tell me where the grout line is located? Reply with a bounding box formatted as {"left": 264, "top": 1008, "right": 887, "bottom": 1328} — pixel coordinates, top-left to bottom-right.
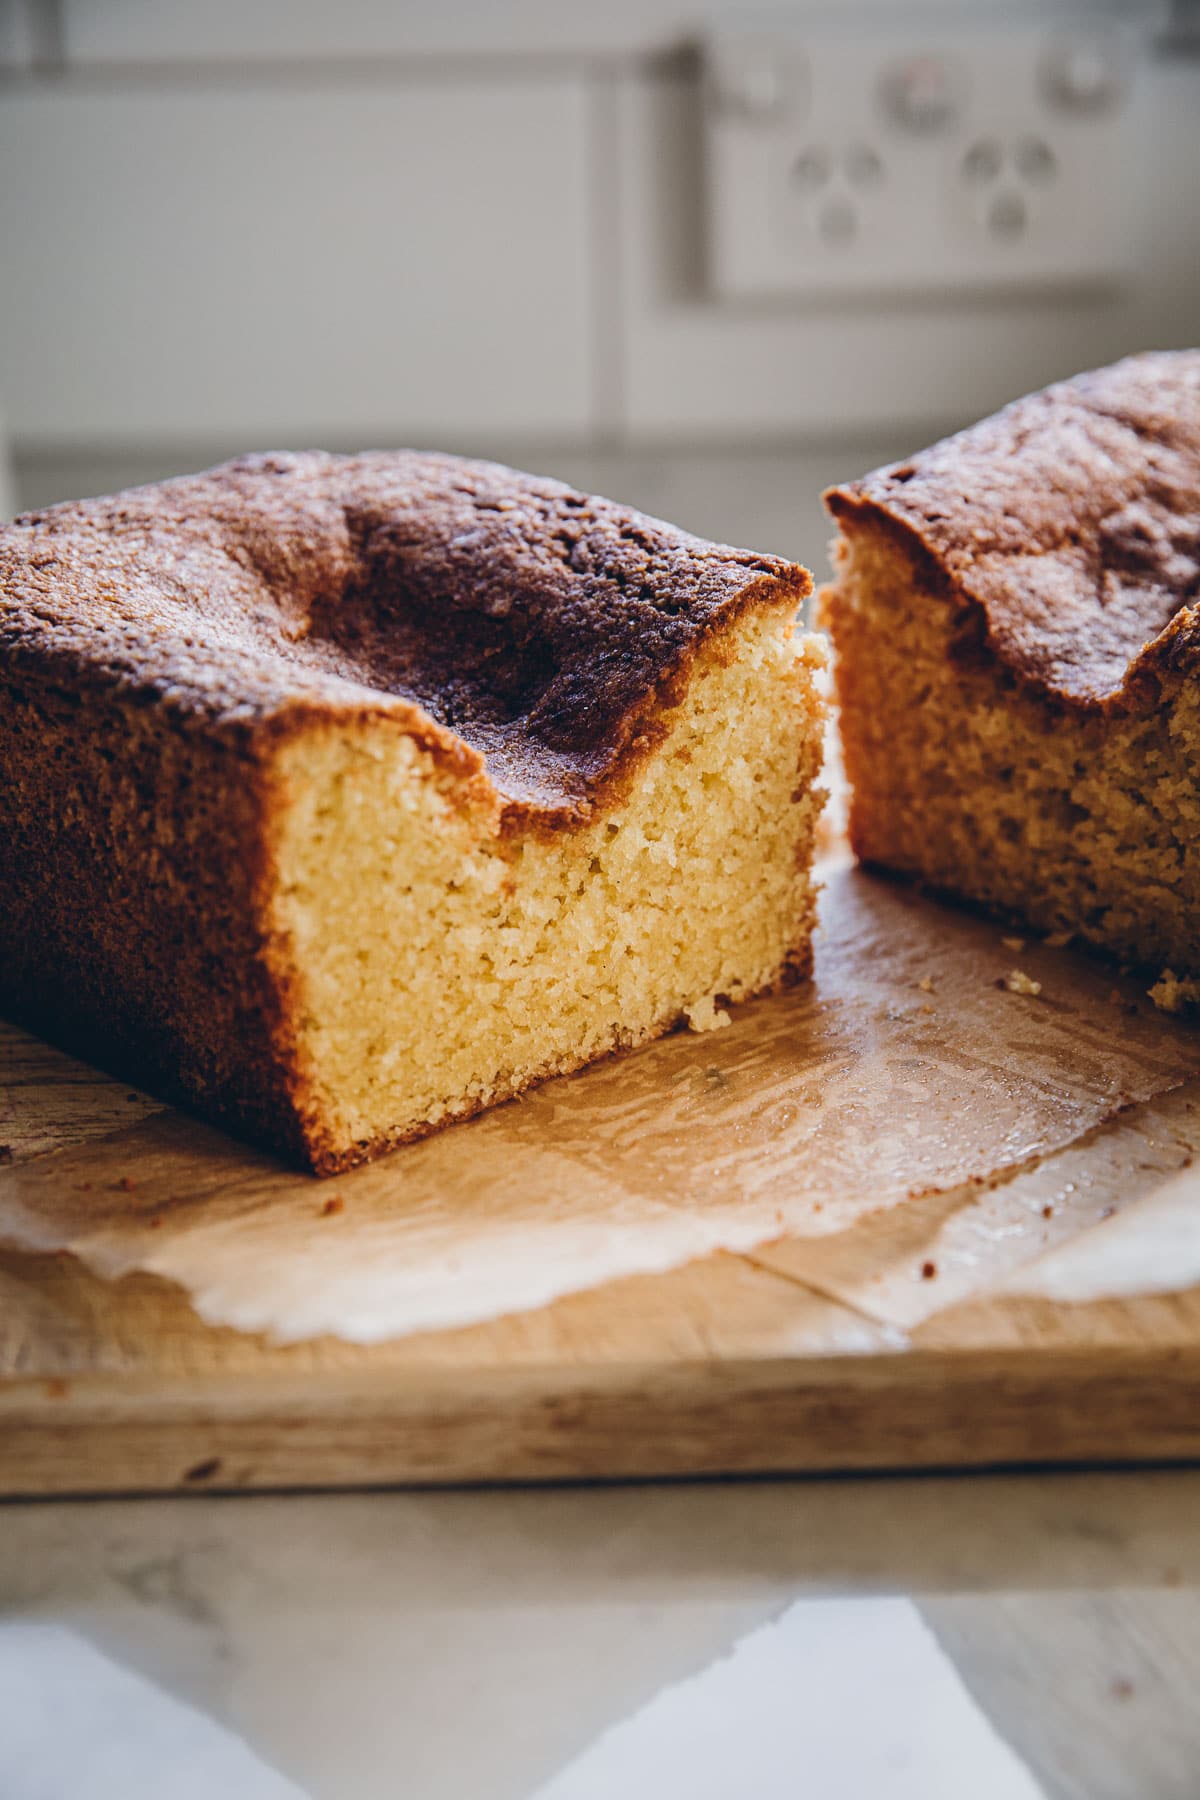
{"left": 586, "top": 69, "right": 627, "bottom": 450}
{"left": 0, "top": 49, "right": 674, "bottom": 93}
{"left": 27, "top": 0, "right": 64, "bottom": 72}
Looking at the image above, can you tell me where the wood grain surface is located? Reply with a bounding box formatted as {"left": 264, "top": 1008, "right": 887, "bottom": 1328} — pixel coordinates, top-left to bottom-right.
{"left": 4, "top": 872, "right": 1200, "bottom": 1498}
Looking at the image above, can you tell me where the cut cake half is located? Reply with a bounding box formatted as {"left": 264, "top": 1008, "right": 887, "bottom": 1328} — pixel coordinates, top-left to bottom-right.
{"left": 821, "top": 349, "right": 1200, "bottom": 999}
{"left": 0, "top": 452, "right": 824, "bottom": 1171}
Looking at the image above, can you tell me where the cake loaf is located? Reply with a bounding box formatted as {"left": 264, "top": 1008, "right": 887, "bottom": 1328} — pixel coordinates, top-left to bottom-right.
{"left": 822, "top": 349, "right": 1200, "bottom": 1000}
{"left": 0, "top": 452, "right": 824, "bottom": 1172}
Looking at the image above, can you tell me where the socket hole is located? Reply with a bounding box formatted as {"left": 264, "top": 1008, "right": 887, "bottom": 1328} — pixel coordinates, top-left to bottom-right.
{"left": 792, "top": 146, "right": 831, "bottom": 190}
{"left": 844, "top": 142, "right": 883, "bottom": 187}
{"left": 961, "top": 138, "right": 1003, "bottom": 184}
{"left": 986, "top": 190, "right": 1028, "bottom": 239}
{"left": 1014, "top": 135, "right": 1056, "bottom": 183}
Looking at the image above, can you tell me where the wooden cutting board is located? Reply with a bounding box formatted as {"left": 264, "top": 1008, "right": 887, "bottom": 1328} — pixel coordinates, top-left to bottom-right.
{"left": 5, "top": 864, "right": 1200, "bottom": 1498}
{"left": 5, "top": 1062, "right": 1200, "bottom": 1498}
{"left": 6, "top": 1231, "right": 1200, "bottom": 1499}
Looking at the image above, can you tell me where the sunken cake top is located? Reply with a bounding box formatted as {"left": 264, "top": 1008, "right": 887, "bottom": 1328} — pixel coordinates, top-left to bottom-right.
{"left": 0, "top": 450, "right": 811, "bottom": 814}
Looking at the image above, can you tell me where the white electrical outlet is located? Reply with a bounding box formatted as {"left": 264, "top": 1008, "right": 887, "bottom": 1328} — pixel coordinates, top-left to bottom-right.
{"left": 703, "top": 16, "right": 1141, "bottom": 301}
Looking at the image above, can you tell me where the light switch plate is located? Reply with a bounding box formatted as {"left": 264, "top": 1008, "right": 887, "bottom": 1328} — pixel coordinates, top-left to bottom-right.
{"left": 703, "top": 15, "right": 1143, "bottom": 301}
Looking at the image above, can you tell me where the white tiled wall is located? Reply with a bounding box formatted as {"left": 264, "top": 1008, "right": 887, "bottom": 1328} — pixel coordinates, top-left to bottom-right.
{"left": 55, "top": 0, "right": 833, "bottom": 63}
{"left": 0, "top": 0, "right": 1196, "bottom": 528}
{"left": 0, "top": 81, "right": 593, "bottom": 445}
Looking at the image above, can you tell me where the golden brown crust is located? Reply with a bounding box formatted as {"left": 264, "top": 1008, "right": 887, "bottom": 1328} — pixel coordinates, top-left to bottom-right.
{"left": 825, "top": 349, "right": 1200, "bottom": 713}
{"left": 2, "top": 450, "right": 810, "bottom": 820}
{"left": 0, "top": 679, "right": 311, "bottom": 1163}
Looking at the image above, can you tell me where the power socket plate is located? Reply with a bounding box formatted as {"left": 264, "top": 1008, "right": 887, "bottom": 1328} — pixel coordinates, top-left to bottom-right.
{"left": 703, "top": 19, "right": 1140, "bottom": 301}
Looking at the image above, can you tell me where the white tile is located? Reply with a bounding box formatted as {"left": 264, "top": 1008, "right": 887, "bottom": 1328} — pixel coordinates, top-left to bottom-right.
{"left": 58, "top": 1, "right": 1000, "bottom": 64}
{"left": 0, "top": 83, "right": 592, "bottom": 446}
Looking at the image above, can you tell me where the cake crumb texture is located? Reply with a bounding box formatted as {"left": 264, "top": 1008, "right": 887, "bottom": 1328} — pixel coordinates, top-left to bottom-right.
{"left": 270, "top": 607, "right": 823, "bottom": 1165}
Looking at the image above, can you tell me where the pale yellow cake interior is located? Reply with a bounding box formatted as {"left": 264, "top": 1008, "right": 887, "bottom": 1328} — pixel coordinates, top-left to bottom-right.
{"left": 823, "top": 523, "right": 1200, "bottom": 990}
{"left": 268, "top": 608, "right": 825, "bottom": 1159}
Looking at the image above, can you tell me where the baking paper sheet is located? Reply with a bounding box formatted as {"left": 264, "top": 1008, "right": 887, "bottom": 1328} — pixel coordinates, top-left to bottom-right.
{"left": 998, "top": 1142, "right": 1200, "bottom": 1306}
{"left": 3, "top": 863, "right": 1200, "bottom": 1346}
{"left": 756, "top": 1082, "right": 1200, "bottom": 1330}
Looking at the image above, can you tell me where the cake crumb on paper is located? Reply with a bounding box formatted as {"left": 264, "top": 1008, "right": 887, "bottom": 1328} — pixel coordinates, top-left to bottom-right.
{"left": 685, "top": 995, "right": 732, "bottom": 1033}
{"left": 998, "top": 969, "right": 1042, "bottom": 997}
{"left": 1001, "top": 936, "right": 1026, "bottom": 952}
{"left": 1148, "top": 970, "right": 1200, "bottom": 1014}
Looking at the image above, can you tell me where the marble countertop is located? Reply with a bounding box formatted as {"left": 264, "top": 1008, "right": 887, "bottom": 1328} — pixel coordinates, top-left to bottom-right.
{"left": 3, "top": 1468, "right": 1200, "bottom": 1799}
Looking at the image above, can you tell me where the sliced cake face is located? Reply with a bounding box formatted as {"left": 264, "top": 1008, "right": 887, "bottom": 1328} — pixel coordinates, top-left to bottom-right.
{"left": 267, "top": 607, "right": 824, "bottom": 1170}
{"left": 822, "top": 350, "right": 1200, "bottom": 984}
{"left": 0, "top": 451, "right": 822, "bottom": 1171}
